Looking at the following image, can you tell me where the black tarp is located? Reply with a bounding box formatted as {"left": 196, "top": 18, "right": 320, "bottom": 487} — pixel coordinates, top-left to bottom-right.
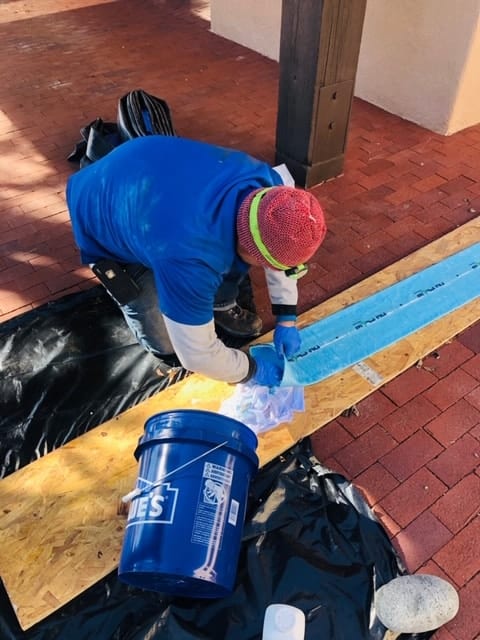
{"left": 0, "top": 287, "right": 432, "bottom": 640}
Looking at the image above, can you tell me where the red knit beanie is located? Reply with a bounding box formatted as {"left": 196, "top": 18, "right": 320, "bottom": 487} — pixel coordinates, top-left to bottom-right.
{"left": 236, "top": 186, "right": 327, "bottom": 269}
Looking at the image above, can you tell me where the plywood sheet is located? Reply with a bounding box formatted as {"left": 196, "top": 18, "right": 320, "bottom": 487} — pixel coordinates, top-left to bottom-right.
{"left": 1, "top": 218, "right": 479, "bottom": 630}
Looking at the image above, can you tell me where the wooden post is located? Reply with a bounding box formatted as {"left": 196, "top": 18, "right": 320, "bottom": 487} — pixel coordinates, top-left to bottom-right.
{"left": 276, "top": 0, "right": 367, "bottom": 187}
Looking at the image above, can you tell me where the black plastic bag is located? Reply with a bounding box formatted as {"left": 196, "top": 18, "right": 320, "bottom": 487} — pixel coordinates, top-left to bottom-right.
{"left": 67, "top": 118, "right": 122, "bottom": 168}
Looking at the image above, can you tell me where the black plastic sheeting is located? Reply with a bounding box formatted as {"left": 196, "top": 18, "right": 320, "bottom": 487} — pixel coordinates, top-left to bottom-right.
{"left": 0, "top": 287, "right": 433, "bottom": 640}
{"left": 0, "top": 286, "right": 186, "bottom": 478}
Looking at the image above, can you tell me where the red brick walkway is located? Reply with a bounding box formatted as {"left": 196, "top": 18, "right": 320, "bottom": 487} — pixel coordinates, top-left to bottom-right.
{"left": 1, "top": 2, "right": 479, "bottom": 638}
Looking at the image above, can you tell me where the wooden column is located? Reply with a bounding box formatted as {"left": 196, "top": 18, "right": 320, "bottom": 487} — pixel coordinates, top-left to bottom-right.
{"left": 276, "top": 0, "right": 367, "bottom": 187}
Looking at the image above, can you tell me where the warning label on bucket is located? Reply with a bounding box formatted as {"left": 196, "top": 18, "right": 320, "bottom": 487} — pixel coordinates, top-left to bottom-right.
{"left": 203, "top": 462, "right": 233, "bottom": 486}
{"left": 191, "top": 462, "right": 232, "bottom": 546}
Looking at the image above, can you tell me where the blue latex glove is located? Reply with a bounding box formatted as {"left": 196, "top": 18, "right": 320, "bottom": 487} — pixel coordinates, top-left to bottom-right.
{"left": 274, "top": 324, "right": 301, "bottom": 359}
{"left": 251, "top": 355, "right": 282, "bottom": 388}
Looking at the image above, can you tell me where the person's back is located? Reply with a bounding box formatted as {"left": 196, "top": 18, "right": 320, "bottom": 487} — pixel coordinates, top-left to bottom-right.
{"left": 66, "top": 135, "right": 280, "bottom": 270}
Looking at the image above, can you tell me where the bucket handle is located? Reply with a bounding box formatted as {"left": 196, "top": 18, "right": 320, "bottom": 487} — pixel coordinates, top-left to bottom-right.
{"left": 121, "top": 440, "right": 229, "bottom": 504}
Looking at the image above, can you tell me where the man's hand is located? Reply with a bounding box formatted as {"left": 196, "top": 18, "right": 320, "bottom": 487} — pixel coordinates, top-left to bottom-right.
{"left": 251, "top": 355, "right": 282, "bottom": 387}
{"left": 274, "top": 322, "right": 301, "bottom": 359}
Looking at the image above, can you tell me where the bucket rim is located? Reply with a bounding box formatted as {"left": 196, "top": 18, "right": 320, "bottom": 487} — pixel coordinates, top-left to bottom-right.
{"left": 144, "top": 409, "right": 255, "bottom": 430}
{"left": 144, "top": 409, "right": 257, "bottom": 441}
{"left": 138, "top": 410, "right": 259, "bottom": 468}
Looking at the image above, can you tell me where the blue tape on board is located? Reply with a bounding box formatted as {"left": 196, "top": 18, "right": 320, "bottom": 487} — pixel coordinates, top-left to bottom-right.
{"left": 251, "top": 243, "right": 480, "bottom": 387}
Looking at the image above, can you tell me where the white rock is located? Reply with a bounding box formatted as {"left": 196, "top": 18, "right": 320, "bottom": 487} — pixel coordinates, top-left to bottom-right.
{"left": 375, "top": 574, "right": 459, "bottom": 633}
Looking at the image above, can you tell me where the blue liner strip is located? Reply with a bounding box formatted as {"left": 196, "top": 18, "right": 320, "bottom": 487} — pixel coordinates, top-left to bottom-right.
{"left": 251, "top": 243, "right": 480, "bottom": 386}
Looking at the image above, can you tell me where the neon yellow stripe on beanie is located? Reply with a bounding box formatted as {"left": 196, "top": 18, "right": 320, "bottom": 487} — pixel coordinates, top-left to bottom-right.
{"left": 248, "top": 188, "right": 290, "bottom": 271}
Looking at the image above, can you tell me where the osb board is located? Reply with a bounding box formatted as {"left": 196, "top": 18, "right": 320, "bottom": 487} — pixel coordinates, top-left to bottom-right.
{"left": 1, "top": 218, "right": 479, "bottom": 630}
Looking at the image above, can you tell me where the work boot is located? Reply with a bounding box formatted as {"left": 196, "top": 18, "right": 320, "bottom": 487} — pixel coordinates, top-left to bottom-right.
{"left": 155, "top": 362, "right": 178, "bottom": 379}
{"left": 154, "top": 354, "right": 183, "bottom": 379}
{"left": 214, "top": 304, "right": 262, "bottom": 338}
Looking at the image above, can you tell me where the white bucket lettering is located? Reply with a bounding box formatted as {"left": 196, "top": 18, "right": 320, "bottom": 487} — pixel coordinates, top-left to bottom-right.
{"left": 126, "top": 482, "right": 178, "bottom": 528}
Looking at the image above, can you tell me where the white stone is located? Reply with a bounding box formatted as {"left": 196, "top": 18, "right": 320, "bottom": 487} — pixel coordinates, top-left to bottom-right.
{"left": 375, "top": 574, "right": 459, "bottom": 634}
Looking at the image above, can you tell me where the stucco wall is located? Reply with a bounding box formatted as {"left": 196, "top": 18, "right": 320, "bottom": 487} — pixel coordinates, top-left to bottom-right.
{"left": 210, "top": 0, "right": 281, "bottom": 62}
{"left": 445, "top": 12, "right": 480, "bottom": 134}
{"left": 209, "top": 0, "right": 480, "bottom": 135}
{"left": 355, "top": 0, "right": 480, "bottom": 134}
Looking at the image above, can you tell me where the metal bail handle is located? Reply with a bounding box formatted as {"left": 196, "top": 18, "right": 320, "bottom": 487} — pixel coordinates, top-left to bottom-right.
{"left": 121, "top": 440, "right": 228, "bottom": 504}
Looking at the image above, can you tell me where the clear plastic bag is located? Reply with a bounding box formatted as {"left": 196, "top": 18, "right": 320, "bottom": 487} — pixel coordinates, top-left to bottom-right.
{"left": 219, "top": 382, "right": 305, "bottom": 434}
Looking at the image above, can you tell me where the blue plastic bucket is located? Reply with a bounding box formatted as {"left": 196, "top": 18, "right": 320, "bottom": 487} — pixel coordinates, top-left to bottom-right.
{"left": 118, "top": 409, "right": 259, "bottom": 597}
